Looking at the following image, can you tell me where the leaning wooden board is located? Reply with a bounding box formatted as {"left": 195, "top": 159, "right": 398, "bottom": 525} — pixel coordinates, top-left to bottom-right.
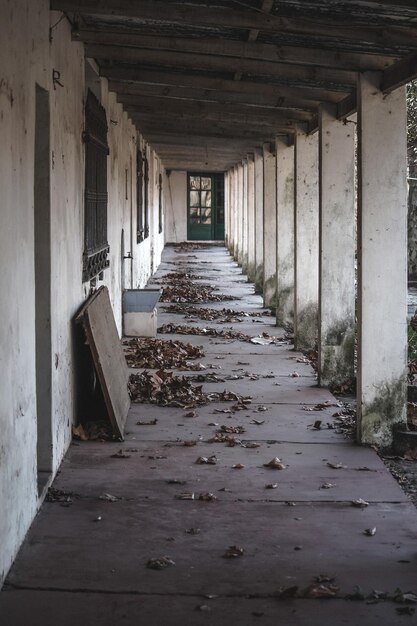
{"left": 76, "top": 286, "right": 130, "bottom": 439}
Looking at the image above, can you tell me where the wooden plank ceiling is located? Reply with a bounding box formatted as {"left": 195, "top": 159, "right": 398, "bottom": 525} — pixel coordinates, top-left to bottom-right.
{"left": 52, "top": 0, "right": 417, "bottom": 171}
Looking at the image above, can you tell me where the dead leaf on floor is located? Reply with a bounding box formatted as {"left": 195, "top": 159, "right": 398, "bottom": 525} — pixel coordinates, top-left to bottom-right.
{"left": 265, "top": 483, "right": 278, "bottom": 489}
{"left": 364, "top": 527, "right": 377, "bottom": 536}
{"left": 99, "top": 493, "right": 119, "bottom": 502}
{"left": 352, "top": 498, "right": 369, "bottom": 508}
{"left": 213, "top": 409, "right": 232, "bottom": 414}
{"left": 183, "top": 440, "right": 197, "bottom": 447}
{"left": 136, "top": 418, "right": 158, "bottom": 426}
{"left": 276, "top": 586, "right": 299, "bottom": 599}
{"left": 184, "top": 411, "right": 197, "bottom": 418}
{"left": 175, "top": 492, "right": 195, "bottom": 500}
{"left": 198, "top": 492, "right": 217, "bottom": 501}
{"left": 167, "top": 479, "right": 187, "bottom": 485}
{"left": 264, "top": 457, "right": 286, "bottom": 470}
{"left": 250, "top": 419, "right": 265, "bottom": 425}
{"left": 146, "top": 556, "right": 175, "bottom": 570}
{"left": 255, "top": 406, "right": 268, "bottom": 412}
{"left": 289, "top": 371, "right": 300, "bottom": 377}
{"left": 196, "top": 605, "right": 212, "bottom": 612}
{"left": 72, "top": 424, "right": 87, "bottom": 440}
{"left": 304, "top": 583, "right": 339, "bottom": 598}
{"left": 232, "top": 463, "right": 245, "bottom": 469}
{"left": 45, "top": 487, "right": 78, "bottom": 504}
{"left": 396, "top": 607, "right": 415, "bottom": 616}
{"left": 319, "top": 483, "right": 336, "bottom": 490}
{"left": 111, "top": 450, "right": 131, "bottom": 459}
{"left": 241, "top": 442, "right": 260, "bottom": 449}
{"left": 129, "top": 370, "right": 208, "bottom": 408}
{"left": 185, "top": 527, "right": 200, "bottom": 535}
{"left": 327, "top": 462, "right": 347, "bottom": 469}
{"left": 394, "top": 590, "right": 417, "bottom": 604}
{"left": 404, "top": 447, "right": 417, "bottom": 460}
{"left": 219, "top": 424, "right": 246, "bottom": 434}
{"left": 196, "top": 455, "right": 217, "bottom": 465}
{"left": 223, "top": 545, "right": 244, "bottom": 558}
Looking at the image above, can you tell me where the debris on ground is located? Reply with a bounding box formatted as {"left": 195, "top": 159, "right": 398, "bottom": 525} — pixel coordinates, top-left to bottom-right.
{"left": 174, "top": 242, "right": 210, "bottom": 253}
{"left": 72, "top": 420, "right": 115, "bottom": 441}
{"left": 160, "top": 283, "right": 237, "bottom": 303}
{"left": 136, "top": 418, "right": 158, "bottom": 426}
{"left": 45, "top": 487, "right": 79, "bottom": 505}
{"left": 351, "top": 498, "right": 369, "bottom": 507}
{"left": 111, "top": 450, "right": 131, "bottom": 459}
{"left": 99, "top": 493, "right": 119, "bottom": 502}
{"left": 332, "top": 404, "right": 357, "bottom": 438}
{"left": 162, "top": 304, "right": 270, "bottom": 323}
{"left": 124, "top": 337, "right": 204, "bottom": 370}
{"left": 222, "top": 545, "right": 244, "bottom": 558}
{"left": 146, "top": 556, "right": 175, "bottom": 570}
{"left": 327, "top": 462, "right": 347, "bottom": 469}
{"left": 364, "top": 527, "right": 377, "bottom": 536}
{"left": 129, "top": 370, "right": 207, "bottom": 407}
{"left": 196, "top": 455, "right": 217, "bottom": 465}
{"left": 263, "top": 457, "right": 286, "bottom": 470}
{"left": 158, "top": 323, "right": 252, "bottom": 342}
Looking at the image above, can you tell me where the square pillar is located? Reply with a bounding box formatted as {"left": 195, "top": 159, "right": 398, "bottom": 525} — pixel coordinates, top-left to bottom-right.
{"left": 234, "top": 164, "right": 242, "bottom": 262}
{"left": 224, "top": 171, "right": 229, "bottom": 248}
{"left": 241, "top": 159, "right": 249, "bottom": 272}
{"left": 254, "top": 148, "right": 264, "bottom": 293}
{"left": 263, "top": 143, "right": 277, "bottom": 308}
{"left": 247, "top": 154, "right": 256, "bottom": 282}
{"left": 294, "top": 128, "right": 319, "bottom": 350}
{"left": 357, "top": 73, "right": 407, "bottom": 447}
{"left": 276, "top": 137, "right": 295, "bottom": 328}
{"left": 318, "top": 104, "right": 356, "bottom": 389}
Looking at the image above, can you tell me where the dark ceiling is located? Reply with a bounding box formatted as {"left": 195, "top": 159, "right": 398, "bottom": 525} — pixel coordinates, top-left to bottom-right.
{"left": 52, "top": 0, "right": 417, "bottom": 171}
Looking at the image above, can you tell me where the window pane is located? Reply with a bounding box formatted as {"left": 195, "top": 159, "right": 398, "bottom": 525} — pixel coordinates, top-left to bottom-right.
{"left": 190, "top": 190, "right": 200, "bottom": 207}
{"left": 190, "top": 207, "right": 199, "bottom": 218}
{"left": 201, "top": 190, "right": 211, "bottom": 207}
{"left": 201, "top": 177, "right": 211, "bottom": 190}
{"left": 201, "top": 207, "right": 211, "bottom": 224}
{"left": 190, "top": 176, "right": 200, "bottom": 190}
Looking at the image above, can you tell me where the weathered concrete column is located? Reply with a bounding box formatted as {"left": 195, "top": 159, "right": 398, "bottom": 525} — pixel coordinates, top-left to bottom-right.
{"left": 233, "top": 165, "right": 241, "bottom": 261}
{"left": 294, "top": 128, "right": 319, "bottom": 350}
{"left": 254, "top": 149, "right": 264, "bottom": 293}
{"left": 241, "top": 159, "right": 249, "bottom": 272}
{"left": 237, "top": 163, "right": 245, "bottom": 265}
{"left": 224, "top": 171, "right": 229, "bottom": 248}
{"left": 276, "top": 137, "right": 295, "bottom": 328}
{"left": 229, "top": 168, "right": 236, "bottom": 255}
{"left": 263, "top": 143, "right": 277, "bottom": 308}
{"left": 357, "top": 73, "right": 407, "bottom": 446}
{"left": 247, "top": 154, "right": 256, "bottom": 282}
{"left": 318, "top": 104, "right": 355, "bottom": 389}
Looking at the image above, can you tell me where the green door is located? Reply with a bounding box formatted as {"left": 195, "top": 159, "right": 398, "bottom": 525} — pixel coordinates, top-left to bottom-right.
{"left": 187, "top": 173, "right": 225, "bottom": 241}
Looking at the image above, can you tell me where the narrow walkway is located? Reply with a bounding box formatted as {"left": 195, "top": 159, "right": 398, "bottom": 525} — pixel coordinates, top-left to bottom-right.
{"left": 1, "top": 246, "right": 416, "bottom": 625}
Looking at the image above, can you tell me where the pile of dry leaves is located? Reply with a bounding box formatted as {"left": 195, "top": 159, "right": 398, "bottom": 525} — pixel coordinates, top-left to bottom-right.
{"left": 162, "top": 304, "right": 270, "bottom": 323}
{"left": 160, "top": 284, "right": 236, "bottom": 304}
{"left": 158, "top": 323, "right": 251, "bottom": 341}
{"left": 123, "top": 337, "right": 204, "bottom": 370}
{"left": 128, "top": 370, "right": 252, "bottom": 408}
{"left": 129, "top": 370, "right": 207, "bottom": 407}
{"left": 174, "top": 242, "right": 209, "bottom": 253}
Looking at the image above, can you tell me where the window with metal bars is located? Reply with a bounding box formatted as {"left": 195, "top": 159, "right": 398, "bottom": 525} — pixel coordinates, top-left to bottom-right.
{"left": 82, "top": 90, "right": 109, "bottom": 282}
{"left": 137, "top": 149, "right": 144, "bottom": 242}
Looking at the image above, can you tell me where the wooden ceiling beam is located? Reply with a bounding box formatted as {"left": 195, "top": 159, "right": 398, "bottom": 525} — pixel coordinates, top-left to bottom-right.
{"left": 133, "top": 119, "right": 289, "bottom": 142}
{"left": 119, "top": 94, "right": 313, "bottom": 123}
{"left": 76, "top": 29, "right": 398, "bottom": 73}
{"left": 382, "top": 52, "right": 417, "bottom": 93}
{"left": 102, "top": 66, "right": 348, "bottom": 103}
{"left": 128, "top": 111, "right": 298, "bottom": 135}
{"left": 108, "top": 80, "right": 319, "bottom": 111}
{"left": 85, "top": 44, "right": 357, "bottom": 90}
{"left": 52, "top": 0, "right": 417, "bottom": 49}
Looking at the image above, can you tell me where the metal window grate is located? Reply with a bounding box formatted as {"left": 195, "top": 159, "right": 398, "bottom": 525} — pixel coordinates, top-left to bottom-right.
{"left": 82, "top": 90, "right": 109, "bottom": 282}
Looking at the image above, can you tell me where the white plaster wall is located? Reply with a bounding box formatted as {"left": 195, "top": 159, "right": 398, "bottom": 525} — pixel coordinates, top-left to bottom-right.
{"left": 0, "top": 2, "right": 166, "bottom": 586}
{"left": 164, "top": 170, "right": 188, "bottom": 243}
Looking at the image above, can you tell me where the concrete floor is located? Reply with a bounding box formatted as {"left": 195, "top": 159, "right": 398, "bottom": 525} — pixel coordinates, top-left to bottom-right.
{"left": 1, "top": 245, "right": 417, "bottom": 625}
